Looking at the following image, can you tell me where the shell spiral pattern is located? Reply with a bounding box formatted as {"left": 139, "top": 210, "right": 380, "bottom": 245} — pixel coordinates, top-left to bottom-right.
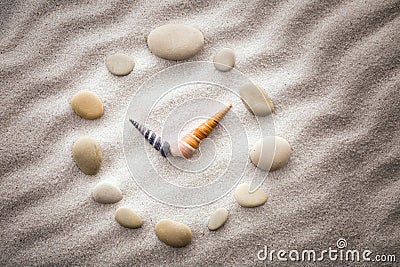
{"left": 129, "top": 119, "right": 170, "bottom": 157}
{"left": 2, "top": 0, "right": 399, "bottom": 265}
{"left": 178, "top": 104, "right": 232, "bottom": 159}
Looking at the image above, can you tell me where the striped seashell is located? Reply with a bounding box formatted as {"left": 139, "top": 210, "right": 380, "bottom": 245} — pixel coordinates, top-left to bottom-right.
{"left": 176, "top": 103, "right": 232, "bottom": 159}
{"left": 129, "top": 119, "right": 170, "bottom": 157}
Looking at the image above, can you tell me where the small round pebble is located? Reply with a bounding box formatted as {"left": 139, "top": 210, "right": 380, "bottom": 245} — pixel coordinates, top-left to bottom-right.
{"left": 234, "top": 183, "right": 268, "bottom": 208}
{"left": 155, "top": 219, "right": 192, "bottom": 248}
{"left": 239, "top": 83, "right": 274, "bottom": 116}
{"left": 208, "top": 208, "right": 229, "bottom": 231}
{"left": 92, "top": 182, "right": 122, "bottom": 204}
{"left": 72, "top": 136, "right": 102, "bottom": 175}
{"left": 106, "top": 53, "right": 135, "bottom": 76}
{"left": 147, "top": 24, "right": 204, "bottom": 60}
{"left": 115, "top": 207, "right": 143, "bottom": 229}
{"left": 250, "top": 136, "right": 291, "bottom": 171}
{"left": 214, "top": 48, "right": 235, "bottom": 71}
{"left": 71, "top": 90, "right": 104, "bottom": 120}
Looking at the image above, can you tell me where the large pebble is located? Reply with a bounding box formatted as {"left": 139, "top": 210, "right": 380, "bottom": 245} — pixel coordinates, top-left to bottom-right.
{"left": 155, "top": 219, "right": 192, "bottom": 248}
{"left": 115, "top": 207, "right": 143, "bottom": 228}
{"left": 72, "top": 136, "right": 102, "bottom": 175}
{"left": 71, "top": 90, "right": 104, "bottom": 120}
{"left": 93, "top": 182, "right": 122, "bottom": 204}
{"left": 234, "top": 183, "right": 268, "bottom": 208}
{"left": 250, "top": 136, "right": 291, "bottom": 171}
{"left": 106, "top": 53, "right": 135, "bottom": 76}
{"left": 214, "top": 48, "right": 235, "bottom": 72}
{"left": 239, "top": 83, "right": 274, "bottom": 116}
{"left": 147, "top": 24, "right": 204, "bottom": 60}
{"left": 208, "top": 208, "right": 229, "bottom": 231}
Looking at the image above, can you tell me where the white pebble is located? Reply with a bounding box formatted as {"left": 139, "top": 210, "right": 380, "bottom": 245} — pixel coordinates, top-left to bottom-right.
{"left": 239, "top": 83, "right": 274, "bottom": 116}
{"left": 234, "top": 183, "right": 268, "bottom": 208}
{"left": 208, "top": 208, "right": 229, "bottom": 230}
{"left": 250, "top": 136, "right": 291, "bottom": 171}
{"left": 115, "top": 207, "right": 143, "bottom": 228}
{"left": 213, "top": 48, "right": 235, "bottom": 72}
{"left": 147, "top": 24, "right": 204, "bottom": 60}
{"left": 105, "top": 53, "right": 135, "bottom": 76}
{"left": 92, "top": 182, "right": 122, "bottom": 204}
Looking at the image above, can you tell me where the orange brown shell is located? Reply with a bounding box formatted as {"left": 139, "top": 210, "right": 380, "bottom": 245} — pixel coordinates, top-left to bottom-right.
{"left": 178, "top": 104, "right": 232, "bottom": 158}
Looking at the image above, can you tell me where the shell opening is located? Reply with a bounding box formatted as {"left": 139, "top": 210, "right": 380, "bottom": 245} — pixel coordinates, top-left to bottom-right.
{"left": 176, "top": 104, "right": 232, "bottom": 159}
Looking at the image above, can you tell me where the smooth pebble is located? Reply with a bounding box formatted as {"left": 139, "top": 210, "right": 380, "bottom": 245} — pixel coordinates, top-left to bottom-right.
{"left": 234, "top": 183, "right": 268, "bottom": 208}
{"left": 115, "top": 207, "right": 143, "bottom": 228}
{"left": 72, "top": 136, "right": 102, "bottom": 175}
{"left": 208, "top": 208, "right": 229, "bottom": 231}
{"left": 71, "top": 90, "right": 104, "bottom": 119}
{"left": 147, "top": 24, "right": 204, "bottom": 60}
{"left": 155, "top": 219, "right": 192, "bottom": 248}
{"left": 214, "top": 48, "right": 235, "bottom": 71}
{"left": 93, "top": 182, "right": 122, "bottom": 204}
{"left": 250, "top": 136, "right": 291, "bottom": 171}
{"left": 106, "top": 53, "right": 135, "bottom": 76}
{"left": 239, "top": 83, "right": 274, "bottom": 116}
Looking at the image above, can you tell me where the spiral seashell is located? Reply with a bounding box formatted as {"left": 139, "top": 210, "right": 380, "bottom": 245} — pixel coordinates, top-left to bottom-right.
{"left": 129, "top": 119, "right": 170, "bottom": 157}
{"left": 176, "top": 104, "right": 232, "bottom": 159}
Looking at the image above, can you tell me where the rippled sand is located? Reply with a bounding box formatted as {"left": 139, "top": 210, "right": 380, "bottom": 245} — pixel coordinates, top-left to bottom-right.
{"left": 1, "top": 0, "right": 399, "bottom": 265}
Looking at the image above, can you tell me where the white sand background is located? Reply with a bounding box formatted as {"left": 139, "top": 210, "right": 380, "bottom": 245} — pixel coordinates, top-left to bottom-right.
{"left": 1, "top": 0, "right": 399, "bottom": 266}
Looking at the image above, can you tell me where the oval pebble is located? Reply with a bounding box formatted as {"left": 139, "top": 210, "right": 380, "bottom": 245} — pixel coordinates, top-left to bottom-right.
{"left": 147, "top": 24, "right": 204, "bottom": 60}
{"left": 92, "top": 182, "right": 122, "bottom": 204}
{"left": 250, "top": 136, "right": 291, "bottom": 171}
{"left": 239, "top": 83, "right": 274, "bottom": 116}
{"left": 106, "top": 53, "right": 135, "bottom": 76}
{"left": 72, "top": 136, "right": 102, "bottom": 175}
{"left": 208, "top": 208, "right": 229, "bottom": 231}
{"left": 115, "top": 207, "right": 143, "bottom": 229}
{"left": 71, "top": 90, "right": 104, "bottom": 120}
{"left": 155, "top": 219, "right": 192, "bottom": 248}
{"left": 214, "top": 48, "right": 235, "bottom": 72}
{"left": 234, "top": 183, "right": 268, "bottom": 208}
